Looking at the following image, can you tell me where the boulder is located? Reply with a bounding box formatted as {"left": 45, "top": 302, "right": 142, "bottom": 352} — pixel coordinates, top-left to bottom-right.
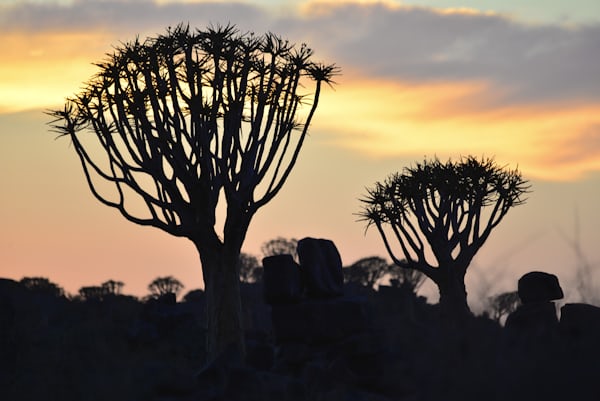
{"left": 517, "top": 271, "right": 563, "bottom": 304}
{"left": 297, "top": 237, "right": 344, "bottom": 298}
{"left": 263, "top": 254, "right": 303, "bottom": 304}
{"left": 560, "top": 303, "right": 600, "bottom": 340}
{"left": 558, "top": 304, "right": 600, "bottom": 397}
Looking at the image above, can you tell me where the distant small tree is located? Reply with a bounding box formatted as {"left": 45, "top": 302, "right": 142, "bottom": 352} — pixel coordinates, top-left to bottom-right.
{"left": 76, "top": 280, "right": 125, "bottom": 301}
{"left": 344, "top": 256, "right": 389, "bottom": 288}
{"left": 78, "top": 286, "right": 107, "bottom": 301}
{"left": 388, "top": 264, "right": 426, "bottom": 293}
{"left": 487, "top": 291, "right": 521, "bottom": 323}
{"left": 360, "top": 156, "right": 529, "bottom": 320}
{"left": 20, "top": 277, "right": 64, "bottom": 298}
{"left": 238, "top": 253, "right": 262, "bottom": 283}
{"left": 261, "top": 237, "right": 298, "bottom": 260}
{"left": 101, "top": 279, "right": 124, "bottom": 296}
{"left": 148, "top": 276, "right": 184, "bottom": 298}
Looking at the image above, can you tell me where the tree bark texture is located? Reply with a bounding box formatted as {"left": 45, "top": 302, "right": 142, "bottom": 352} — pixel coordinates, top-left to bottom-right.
{"left": 194, "top": 235, "right": 245, "bottom": 364}
{"left": 434, "top": 266, "right": 472, "bottom": 322}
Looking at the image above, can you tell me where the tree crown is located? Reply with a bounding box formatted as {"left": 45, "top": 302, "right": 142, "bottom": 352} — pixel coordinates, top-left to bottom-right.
{"left": 360, "top": 156, "right": 530, "bottom": 274}
{"left": 49, "top": 23, "right": 338, "bottom": 239}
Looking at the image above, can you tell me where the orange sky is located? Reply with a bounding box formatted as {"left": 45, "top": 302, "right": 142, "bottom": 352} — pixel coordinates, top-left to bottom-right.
{"left": 1, "top": 0, "right": 599, "bottom": 310}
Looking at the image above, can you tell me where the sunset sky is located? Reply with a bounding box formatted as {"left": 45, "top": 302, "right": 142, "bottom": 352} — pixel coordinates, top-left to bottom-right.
{"left": 1, "top": 0, "right": 599, "bottom": 310}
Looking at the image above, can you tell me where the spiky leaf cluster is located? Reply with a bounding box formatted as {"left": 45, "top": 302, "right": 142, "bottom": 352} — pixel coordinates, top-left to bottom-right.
{"left": 50, "top": 24, "right": 338, "bottom": 238}
{"left": 360, "top": 156, "right": 529, "bottom": 274}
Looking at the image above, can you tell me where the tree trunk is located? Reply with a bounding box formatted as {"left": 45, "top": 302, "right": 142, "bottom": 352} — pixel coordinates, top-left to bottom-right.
{"left": 194, "top": 237, "right": 245, "bottom": 364}
{"left": 435, "top": 267, "right": 472, "bottom": 322}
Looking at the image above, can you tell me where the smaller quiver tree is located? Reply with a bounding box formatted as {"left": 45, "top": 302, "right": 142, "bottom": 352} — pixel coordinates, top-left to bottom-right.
{"left": 360, "top": 156, "right": 529, "bottom": 320}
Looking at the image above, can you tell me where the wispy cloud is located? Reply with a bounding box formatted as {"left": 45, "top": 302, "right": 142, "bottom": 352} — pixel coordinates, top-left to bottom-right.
{"left": 280, "top": 2, "right": 600, "bottom": 105}
{"left": 3, "top": 1, "right": 597, "bottom": 105}
{"left": 314, "top": 76, "right": 600, "bottom": 180}
{"left": 0, "top": 1, "right": 269, "bottom": 34}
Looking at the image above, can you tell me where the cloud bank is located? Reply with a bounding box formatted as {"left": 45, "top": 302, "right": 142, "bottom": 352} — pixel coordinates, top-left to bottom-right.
{"left": 2, "top": 0, "right": 600, "bottom": 179}
{"left": 2, "top": 1, "right": 599, "bottom": 105}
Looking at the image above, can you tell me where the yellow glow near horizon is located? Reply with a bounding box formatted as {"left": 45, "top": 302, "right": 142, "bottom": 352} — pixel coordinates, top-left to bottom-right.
{"left": 315, "top": 76, "right": 600, "bottom": 181}
{"left": 0, "top": 32, "right": 115, "bottom": 113}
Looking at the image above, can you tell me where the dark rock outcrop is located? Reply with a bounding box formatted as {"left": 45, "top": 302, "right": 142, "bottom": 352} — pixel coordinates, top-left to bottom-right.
{"left": 517, "top": 271, "right": 563, "bottom": 303}
{"left": 263, "top": 254, "right": 303, "bottom": 304}
{"left": 560, "top": 303, "right": 600, "bottom": 341}
{"left": 505, "top": 271, "right": 564, "bottom": 336}
{"left": 297, "top": 237, "right": 344, "bottom": 298}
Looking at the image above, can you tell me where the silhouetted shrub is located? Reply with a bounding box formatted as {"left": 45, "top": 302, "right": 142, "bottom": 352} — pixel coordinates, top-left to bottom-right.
{"left": 388, "top": 264, "right": 426, "bottom": 293}
{"left": 19, "top": 277, "right": 64, "bottom": 298}
{"left": 148, "top": 276, "right": 184, "bottom": 299}
{"left": 101, "top": 279, "right": 124, "bottom": 295}
{"left": 78, "top": 285, "right": 107, "bottom": 301}
{"left": 239, "top": 253, "right": 262, "bottom": 283}
{"left": 183, "top": 289, "right": 205, "bottom": 303}
{"left": 344, "top": 256, "right": 388, "bottom": 288}
{"left": 261, "top": 237, "right": 298, "bottom": 260}
{"left": 486, "top": 290, "right": 520, "bottom": 323}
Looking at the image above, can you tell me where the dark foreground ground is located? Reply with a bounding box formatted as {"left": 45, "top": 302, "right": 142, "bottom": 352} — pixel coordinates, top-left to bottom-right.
{"left": 1, "top": 278, "right": 599, "bottom": 401}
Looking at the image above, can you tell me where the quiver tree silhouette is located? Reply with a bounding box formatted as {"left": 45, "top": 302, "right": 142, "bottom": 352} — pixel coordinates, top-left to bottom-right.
{"left": 360, "top": 156, "right": 529, "bottom": 320}
{"left": 49, "top": 23, "right": 338, "bottom": 361}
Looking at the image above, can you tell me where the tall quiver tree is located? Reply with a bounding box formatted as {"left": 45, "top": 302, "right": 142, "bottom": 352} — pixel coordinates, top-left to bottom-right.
{"left": 50, "top": 24, "right": 338, "bottom": 361}
{"left": 360, "top": 156, "right": 529, "bottom": 321}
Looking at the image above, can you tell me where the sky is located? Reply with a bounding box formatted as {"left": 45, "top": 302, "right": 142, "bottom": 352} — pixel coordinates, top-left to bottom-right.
{"left": 1, "top": 0, "right": 600, "bottom": 310}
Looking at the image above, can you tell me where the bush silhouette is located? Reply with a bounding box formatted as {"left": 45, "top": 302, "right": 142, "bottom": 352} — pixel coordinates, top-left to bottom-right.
{"left": 344, "top": 256, "right": 389, "bottom": 288}
{"left": 19, "top": 277, "right": 64, "bottom": 298}
{"left": 239, "top": 253, "right": 262, "bottom": 283}
{"left": 261, "top": 236, "right": 298, "bottom": 260}
{"left": 148, "top": 276, "right": 184, "bottom": 298}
